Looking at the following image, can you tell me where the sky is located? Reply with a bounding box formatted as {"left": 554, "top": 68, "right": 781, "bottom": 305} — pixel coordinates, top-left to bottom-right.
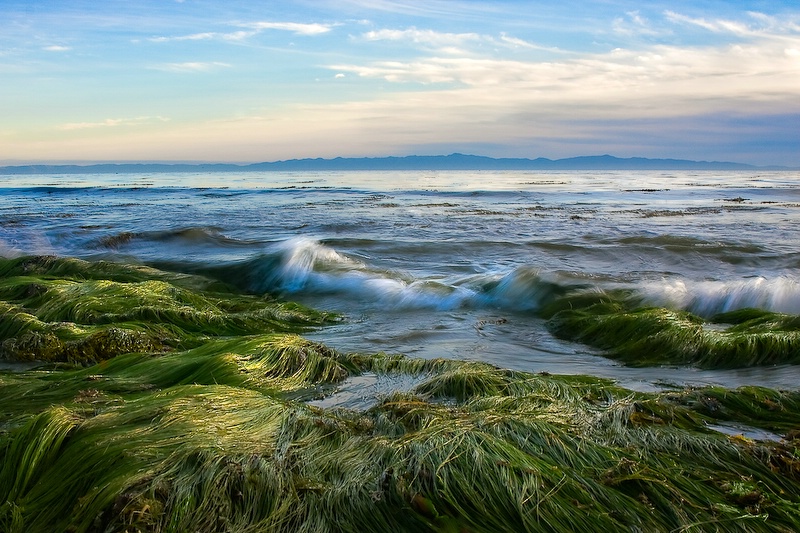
{"left": 1, "top": 0, "right": 799, "bottom": 166}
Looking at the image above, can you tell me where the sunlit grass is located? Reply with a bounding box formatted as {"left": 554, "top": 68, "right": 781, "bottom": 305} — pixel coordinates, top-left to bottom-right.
{"left": 1, "top": 256, "right": 800, "bottom": 532}
{"left": 543, "top": 291, "right": 800, "bottom": 368}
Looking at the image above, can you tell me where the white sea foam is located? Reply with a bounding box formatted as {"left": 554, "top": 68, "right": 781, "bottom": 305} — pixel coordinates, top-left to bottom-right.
{"left": 275, "top": 237, "right": 362, "bottom": 292}
{"left": 266, "top": 238, "right": 477, "bottom": 310}
{"left": 642, "top": 276, "right": 800, "bottom": 316}
{"left": 264, "top": 238, "right": 581, "bottom": 311}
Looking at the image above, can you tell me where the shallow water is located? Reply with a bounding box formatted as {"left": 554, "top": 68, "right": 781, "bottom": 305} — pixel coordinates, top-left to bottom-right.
{"left": 2, "top": 170, "right": 799, "bottom": 390}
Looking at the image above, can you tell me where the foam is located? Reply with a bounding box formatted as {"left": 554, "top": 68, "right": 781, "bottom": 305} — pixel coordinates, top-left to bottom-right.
{"left": 641, "top": 276, "right": 800, "bottom": 316}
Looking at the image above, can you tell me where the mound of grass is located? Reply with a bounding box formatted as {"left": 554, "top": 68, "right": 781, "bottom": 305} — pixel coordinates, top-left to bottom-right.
{"left": 0, "top": 256, "right": 334, "bottom": 365}
{"left": 1, "top": 257, "right": 800, "bottom": 532}
{"left": 544, "top": 292, "right": 800, "bottom": 368}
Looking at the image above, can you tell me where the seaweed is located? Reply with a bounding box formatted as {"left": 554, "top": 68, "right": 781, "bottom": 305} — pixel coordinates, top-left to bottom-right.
{"left": 2, "top": 256, "right": 800, "bottom": 532}
{"left": 545, "top": 291, "right": 800, "bottom": 368}
{"left": 0, "top": 256, "right": 334, "bottom": 365}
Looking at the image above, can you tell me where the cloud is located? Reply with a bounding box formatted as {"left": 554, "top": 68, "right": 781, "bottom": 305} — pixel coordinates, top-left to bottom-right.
{"left": 58, "top": 116, "right": 169, "bottom": 131}
{"left": 613, "top": 11, "right": 665, "bottom": 37}
{"left": 153, "top": 62, "right": 231, "bottom": 72}
{"left": 43, "top": 45, "right": 71, "bottom": 52}
{"left": 359, "top": 27, "right": 557, "bottom": 55}
{"left": 662, "top": 10, "right": 800, "bottom": 38}
{"left": 362, "top": 27, "right": 481, "bottom": 48}
{"left": 329, "top": 29, "right": 800, "bottom": 113}
{"left": 664, "top": 11, "right": 750, "bottom": 35}
{"left": 240, "top": 22, "right": 333, "bottom": 35}
{"left": 323, "top": 0, "right": 504, "bottom": 21}
{"left": 149, "top": 21, "right": 333, "bottom": 44}
{"left": 149, "top": 31, "right": 254, "bottom": 43}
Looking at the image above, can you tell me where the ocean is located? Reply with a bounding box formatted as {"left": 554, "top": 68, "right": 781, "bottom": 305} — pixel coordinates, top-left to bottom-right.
{"left": 2, "top": 169, "right": 799, "bottom": 391}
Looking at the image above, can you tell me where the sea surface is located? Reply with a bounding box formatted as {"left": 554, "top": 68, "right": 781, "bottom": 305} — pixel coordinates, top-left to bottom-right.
{"left": 2, "top": 170, "right": 799, "bottom": 391}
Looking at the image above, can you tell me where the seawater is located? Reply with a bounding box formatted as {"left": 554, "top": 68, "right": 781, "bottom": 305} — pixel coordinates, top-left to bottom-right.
{"left": 2, "top": 170, "right": 799, "bottom": 391}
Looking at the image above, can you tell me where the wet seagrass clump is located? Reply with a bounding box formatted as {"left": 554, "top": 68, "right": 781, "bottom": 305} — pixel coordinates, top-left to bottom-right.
{"left": 1, "top": 256, "right": 800, "bottom": 532}
{"left": 0, "top": 256, "right": 335, "bottom": 365}
{"left": 541, "top": 291, "right": 800, "bottom": 368}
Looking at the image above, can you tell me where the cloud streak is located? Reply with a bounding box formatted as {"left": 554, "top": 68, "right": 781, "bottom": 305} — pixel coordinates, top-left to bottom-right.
{"left": 149, "top": 21, "right": 333, "bottom": 44}
{"left": 148, "top": 31, "right": 253, "bottom": 43}
{"left": 153, "top": 62, "right": 231, "bottom": 72}
{"left": 241, "top": 21, "right": 334, "bottom": 35}
{"left": 59, "top": 117, "right": 169, "bottom": 130}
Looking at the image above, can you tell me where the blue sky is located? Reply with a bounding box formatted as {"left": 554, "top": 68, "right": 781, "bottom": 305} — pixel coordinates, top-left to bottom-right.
{"left": 1, "top": 1, "right": 799, "bottom": 165}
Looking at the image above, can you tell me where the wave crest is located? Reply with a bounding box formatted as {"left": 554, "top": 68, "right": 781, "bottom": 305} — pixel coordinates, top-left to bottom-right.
{"left": 642, "top": 277, "right": 800, "bottom": 316}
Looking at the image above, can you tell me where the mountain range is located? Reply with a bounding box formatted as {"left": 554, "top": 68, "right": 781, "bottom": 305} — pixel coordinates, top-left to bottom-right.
{"left": 0, "top": 154, "right": 794, "bottom": 174}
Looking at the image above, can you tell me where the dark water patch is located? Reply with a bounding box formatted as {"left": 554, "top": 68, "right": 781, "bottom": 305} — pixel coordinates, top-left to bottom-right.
{"left": 612, "top": 235, "right": 765, "bottom": 255}
{"left": 411, "top": 202, "right": 460, "bottom": 208}
{"left": 198, "top": 190, "right": 251, "bottom": 199}
{"left": 95, "top": 227, "right": 263, "bottom": 251}
{"left": 721, "top": 196, "right": 748, "bottom": 203}
{"left": 98, "top": 232, "right": 138, "bottom": 249}
{"left": 633, "top": 207, "right": 723, "bottom": 218}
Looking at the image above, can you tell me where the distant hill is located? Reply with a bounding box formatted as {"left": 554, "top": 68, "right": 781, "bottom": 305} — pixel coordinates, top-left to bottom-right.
{"left": 0, "top": 154, "right": 793, "bottom": 174}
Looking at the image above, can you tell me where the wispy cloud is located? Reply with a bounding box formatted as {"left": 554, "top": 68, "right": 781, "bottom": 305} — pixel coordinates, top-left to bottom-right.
{"left": 663, "top": 10, "right": 800, "bottom": 38}
{"left": 325, "top": 0, "right": 504, "bottom": 21}
{"left": 149, "top": 31, "right": 253, "bottom": 43}
{"left": 43, "top": 45, "right": 71, "bottom": 52}
{"left": 58, "top": 116, "right": 169, "bottom": 131}
{"left": 238, "top": 21, "right": 334, "bottom": 36}
{"left": 330, "top": 29, "right": 800, "bottom": 109}
{"left": 153, "top": 62, "right": 231, "bottom": 72}
{"left": 613, "top": 11, "right": 666, "bottom": 37}
{"left": 665, "top": 11, "right": 751, "bottom": 35}
{"left": 148, "top": 21, "right": 333, "bottom": 44}
{"left": 362, "top": 27, "right": 481, "bottom": 48}
{"left": 359, "top": 27, "right": 557, "bottom": 56}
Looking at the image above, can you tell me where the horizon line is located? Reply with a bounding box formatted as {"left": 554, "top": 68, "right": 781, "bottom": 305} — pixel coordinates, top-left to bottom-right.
{"left": 1, "top": 153, "right": 797, "bottom": 172}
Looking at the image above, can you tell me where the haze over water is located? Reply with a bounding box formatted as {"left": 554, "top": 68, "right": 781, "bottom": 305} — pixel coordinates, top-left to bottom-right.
{"left": 2, "top": 169, "right": 799, "bottom": 391}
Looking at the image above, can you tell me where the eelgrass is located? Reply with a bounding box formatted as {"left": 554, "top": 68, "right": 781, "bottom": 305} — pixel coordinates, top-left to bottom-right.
{"left": 0, "top": 256, "right": 334, "bottom": 364}
{"left": 543, "top": 292, "right": 800, "bottom": 368}
{"left": 2, "top": 256, "right": 800, "bottom": 532}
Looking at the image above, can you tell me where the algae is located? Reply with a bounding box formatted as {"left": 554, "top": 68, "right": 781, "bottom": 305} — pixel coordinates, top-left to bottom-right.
{"left": 0, "top": 256, "right": 334, "bottom": 365}
{"left": 543, "top": 291, "right": 800, "bottom": 368}
{"left": 1, "top": 256, "right": 800, "bottom": 532}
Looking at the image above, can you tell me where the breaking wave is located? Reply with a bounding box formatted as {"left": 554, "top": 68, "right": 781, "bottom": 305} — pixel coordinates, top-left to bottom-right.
{"left": 231, "top": 238, "right": 578, "bottom": 312}
{"left": 212, "top": 238, "right": 800, "bottom": 317}
{"left": 641, "top": 276, "right": 800, "bottom": 316}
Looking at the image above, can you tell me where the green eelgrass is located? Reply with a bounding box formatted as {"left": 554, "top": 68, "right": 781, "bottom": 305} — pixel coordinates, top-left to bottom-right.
{"left": 0, "top": 256, "right": 334, "bottom": 364}
{"left": 1, "top": 256, "right": 800, "bottom": 532}
{"left": 3, "top": 370, "right": 800, "bottom": 532}
{"left": 543, "top": 292, "right": 800, "bottom": 368}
